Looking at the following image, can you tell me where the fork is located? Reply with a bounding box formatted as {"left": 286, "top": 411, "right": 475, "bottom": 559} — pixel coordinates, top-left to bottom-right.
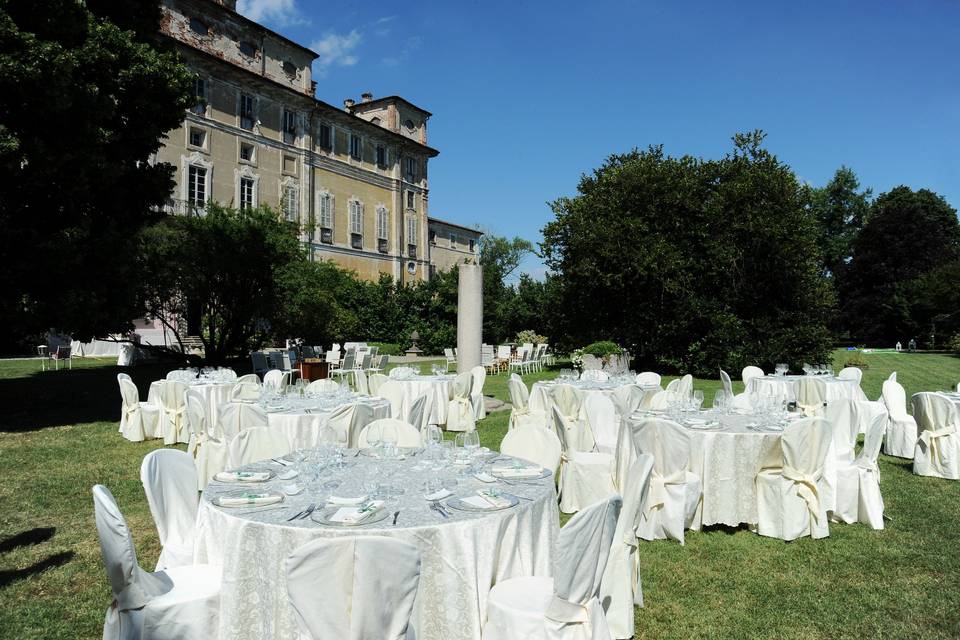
{"left": 429, "top": 502, "right": 449, "bottom": 519}
{"left": 287, "top": 502, "right": 314, "bottom": 521}
{"left": 299, "top": 503, "right": 318, "bottom": 520}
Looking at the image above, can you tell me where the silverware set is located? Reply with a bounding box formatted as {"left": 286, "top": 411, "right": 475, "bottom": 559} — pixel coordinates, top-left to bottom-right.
{"left": 287, "top": 502, "right": 316, "bottom": 521}
{"left": 429, "top": 501, "right": 450, "bottom": 518}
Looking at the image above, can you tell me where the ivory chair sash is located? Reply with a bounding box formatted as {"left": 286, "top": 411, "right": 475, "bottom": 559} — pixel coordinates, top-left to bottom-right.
{"left": 93, "top": 485, "right": 220, "bottom": 640}
{"left": 286, "top": 537, "right": 420, "bottom": 640}
{"left": 500, "top": 425, "right": 562, "bottom": 473}
{"left": 140, "top": 450, "right": 199, "bottom": 571}
{"left": 226, "top": 427, "right": 293, "bottom": 467}
{"left": 184, "top": 393, "right": 207, "bottom": 457}
{"left": 160, "top": 380, "right": 188, "bottom": 445}
{"left": 794, "top": 377, "right": 827, "bottom": 416}
{"left": 471, "top": 365, "right": 487, "bottom": 420}
{"left": 584, "top": 394, "right": 619, "bottom": 455}
{"left": 632, "top": 418, "right": 701, "bottom": 544}
{"left": 118, "top": 377, "right": 159, "bottom": 442}
{"left": 446, "top": 372, "right": 476, "bottom": 432}
{"left": 551, "top": 384, "right": 590, "bottom": 451}
{"left": 356, "top": 418, "right": 422, "bottom": 449}
{"left": 881, "top": 379, "right": 918, "bottom": 458}
{"left": 832, "top": 407, "right": 888, "bottom": 528}
{"left": 755, "top": 417, "right": 832, "bottom": 541}
{"left": 912, "top": 392, "right": 960, "bottom": 480}
{"left": 556, "top": 407, "right": 617, "bottom": 514}
{"left": 509, "top": 376, "right": 548, "bottom": 430}
{"left": 483, "top": 495, "right": 621, "bottom": 640}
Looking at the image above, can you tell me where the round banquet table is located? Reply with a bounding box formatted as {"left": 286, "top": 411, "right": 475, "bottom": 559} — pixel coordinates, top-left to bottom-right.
{"left": 194, "top": 451, "right": 559, "bottom": 640}
{"left": 262, "top": 394, "right": 390, "bottom": 448}
{"left": 625, "top": 409, "right": 835, "bottom": 528}
{"left": 747, "top": 375, "right": 867, "bottom": 405}
{"left": 391, "top": 374, "right": 455, "bottom": 425}
{"left": 147, "top": 378, "right": 237, "bottom": 427}
{"left": 528, "top": 379, "right": 661, "bottom": 414}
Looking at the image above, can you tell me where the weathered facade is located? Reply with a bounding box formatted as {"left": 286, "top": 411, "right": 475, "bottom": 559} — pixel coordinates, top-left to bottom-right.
{"left": 155, "top": 0, "right": 440, "bottom": 283}
{"left": 428, "top": 217, "right": 483, "bottom": 275}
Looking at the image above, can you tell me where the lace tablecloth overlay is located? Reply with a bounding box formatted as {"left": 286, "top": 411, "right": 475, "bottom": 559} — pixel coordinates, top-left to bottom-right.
{"left": 748, "top": 375, "right": 867, "bottom": 404}
{"left": 393, "top": 374, "right": 455, "bottom": 425}
{"left": 263, "top": 394, "right": 390, "bottom": 448}
{"left": 625, "top": 410, "right": 825, "bottom": 527}
{"left": 194, "top": 452, "right": 559, "bottom": 640}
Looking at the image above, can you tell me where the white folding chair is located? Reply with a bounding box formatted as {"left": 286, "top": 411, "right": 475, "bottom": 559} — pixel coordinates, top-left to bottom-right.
{"left": 635, "top": 371, "right": 661, "bottom": 387}
{"left": 794, "top": 377, "right": 827, "bottom": 416}
{"left": 833, "top": 406, "right": 888, "bottom": 528}
{"left": 584, "top": 393, "right": 619, "bottom": 455}
{"left": 217, "top": 402, "right": 268, "bottom": 439}
{"left": 376, "top": 380, "right": 405, "bottom": 419}
{"left": 550, "top": 384, "right": 588, "bottom": 451}
{"left": 140, "top": 450, "right": 199, "bottom": 570}
{"left": 407, "top": 392, "right": 433, "bottom": 435}
{"left": 508, "top": 376, "right": 547, "bottom": 430}
{"left": 912, "top": 392, "right": 960, "bottom": 480}
{"left": 632, "top": 418, "right": 701, "bottom": 543}
{"left": 286, "top": 537, "right": 420, "bottom": 640}
{"left": 556, "top": 406, "right": 616, "bottom": 514}
{"left": 483, "top": 496, "right": 622, "bottom": 640}
{"left": 500, "top": 424, "right": 562, "bottom": 473}
{"left": 357, "top": 418, "right": 422, "bottom": 449}
{"left": 470, "top": 365, "right": 487, "bottom": 420}
{"left": 719, "top": 369, "right": 734, "bottom": 397}
{"left": 263, "top": 369, "right": 290, "bottom": 392}
{"left": 118, "top": 377, "right": 159, "bottom": 442}
{"left": 160, "top": 380, "right": 188, "bottom": 445}
{"left": 93, "top": 485, "right": 220, "bottom": 640}
{"left": 741, "top": 366, "right": 765, "bottom": 388}
{"left": 881, "top": 379, "right": 917, "bottom": 458}
{"left": 446, "top": 372, "right": 476, "bottom": 432}
{"left": 610, "top": 384, "right": 643, "bottom": 419}
{"left": 755, "top": 417, "right": 832, "bottom": 541}
{"left": 837, "top": 366, "right": 863, "bottom": 384}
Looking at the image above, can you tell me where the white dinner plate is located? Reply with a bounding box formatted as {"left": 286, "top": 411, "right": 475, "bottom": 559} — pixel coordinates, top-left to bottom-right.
{"left": 446, "top": 493, "right": 520, "bottom": 512}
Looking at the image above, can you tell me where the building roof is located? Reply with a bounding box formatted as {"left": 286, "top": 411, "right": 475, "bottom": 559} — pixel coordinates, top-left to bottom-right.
{"left": 350, "top": 95, "right": 433, "bottom": 118}
{"left": 428, "top": 217, "right": 483, "bottom": 235}
{"left": 200, "top": 0, "right": 319, "bottom": 58}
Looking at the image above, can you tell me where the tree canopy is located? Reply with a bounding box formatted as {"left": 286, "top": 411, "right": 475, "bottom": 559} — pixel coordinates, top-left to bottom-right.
{"left": 0, "top": 0, "right": 192, "bottom": 349}
{"left": 541, "top": 131, "right": 835, "bottom": 375}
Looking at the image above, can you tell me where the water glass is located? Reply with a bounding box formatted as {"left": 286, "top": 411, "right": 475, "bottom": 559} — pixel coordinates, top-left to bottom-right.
{"left": 692, "top": 390, "right": 704, "bottom": 412}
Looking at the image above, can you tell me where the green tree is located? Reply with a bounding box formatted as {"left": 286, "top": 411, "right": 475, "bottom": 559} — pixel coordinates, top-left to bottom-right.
{"left": 809, "top": 166, "right": 872, "bottom": 281}
{"left": 0, "top": 0, "right": 192, "bottom": 350}
{"left": 842, "top": 186, "right": 960, "bottom": 345}
{"left": 478, "top": 234, "right": 534, "bottom": 342}
{"left": 274, "top": 259, "right": 361, "bottom": 348}
{"left": 541, "top": 131, "right": 834, "bottom": 374}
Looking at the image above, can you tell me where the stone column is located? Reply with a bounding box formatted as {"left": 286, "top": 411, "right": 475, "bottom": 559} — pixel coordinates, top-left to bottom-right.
{"left": 457, "top": 263, "right": 483, "bottom": 373}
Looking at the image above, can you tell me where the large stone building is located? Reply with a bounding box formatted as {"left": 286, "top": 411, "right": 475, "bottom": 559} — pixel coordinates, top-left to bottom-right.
{"left": 155, "top": 0, "right": 459, "bottom": 283}
{"left": 428, "top": 217, "right": 483, "bottom": 275}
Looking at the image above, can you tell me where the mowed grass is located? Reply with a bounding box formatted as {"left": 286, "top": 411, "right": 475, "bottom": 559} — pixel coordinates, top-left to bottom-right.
{"left": 1, "top": 350, "right": 960, "bottom": 638}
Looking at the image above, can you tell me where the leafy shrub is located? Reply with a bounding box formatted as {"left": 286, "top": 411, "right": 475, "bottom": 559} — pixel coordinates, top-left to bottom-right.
{"left": 949, "top": 333, "right": 960, "bottom": 355}
{"left": 582, "top": 340, "right": 624, "bottom": 358}
{"left": 515, "top": 330, "right": 547, "bottom": 345}
{"left": 369, "top": 342, "right": 402, "bottom": 356}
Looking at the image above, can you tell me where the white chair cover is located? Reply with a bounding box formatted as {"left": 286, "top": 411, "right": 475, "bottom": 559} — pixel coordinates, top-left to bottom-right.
{"left": 599, "top": 453, "right": 654, "bottom": 639}
{"left": 584, "top": 394, "right": 619, "bottom": 455}
{"left": 719, "top": 369, "right": 734, "bottom": 397}
{"left": 354, "top": 370, "right": 369, "bottom": 395}
{"left": 217, "top": 402, "right": 268, "bottom": 440}
{"left": 357, "top": 418, "right": 422, "bottom": 449}
{"left": 741, "top": 366, "right": 764, "bottom": 387}
{"left": 286, "top": 536, "right": 420, "bottom": 640}
{"left": 160, "top": 380, "right": 188, "bottom": 445}
{"left": 556, "top": 407, "right": 616, "bottom": 514}
{"left": 226, "top": 426, "right": 293, "bottom": 467}
{"left": 881, "top": 379, "right": 918, "bottom": 458}
{"left": 580, "top": 369, "right": 609, "bottom": 382}
{"left": 551, "top": 384, "right": 590, "bottom": 451}
{"left": 471, "top": 365, "right": 487, "bottom": 420}
{"left": 184, "top": 393, "right": 207, "bottom": 457}
{"left": 833, "top": 407, "right": 888, "bottom": 528}
{"left": 755, "top": 417, "right": 832, "bottom": 541}
{"left": 912, "top": 392, "right": 960, "bottom": 480}
{"left": 609, "top": 385, "right": 643, "bottom": 419}
{"left": 676, "top": 374, "right": 693, "bottom": 397}
{"left": 647, "top": 390, "right": 681, "bottom": 411}
{"left": 838, "top": 367, "right": 863, "bottom": 384}
{"left": 140, "top": 450, "right": 199, "bottom": 571}
{"left": 508, "top": 376, "right": 535, "bottom": 429}
{"left": 446, "top": 372, "right": 476, "bottom": 432}
{"left": 794, "top": 377, "right": 827, "bottom": 416}
{"left": 367, "top": 373, "right": 388, "bottom": 396}
{"left": 306, "top": 379, "right": 338, "bottom": 394}
{"left": 821, "top": 399, "right": 860, "bottom": 514}
{"left": 236, "top": 373, "right": 259, "bottom": 385}
{"left": 407, "top": 392, "right": 433, "bottom": 434}
{"left": 632, "top": 419, "right": 701, "bottom": 543}
{"left": 664, "top": 379, "right": 680, "bottom": 393}
{"left": 483, "top": 495, "right": 622, "bottom": 640}
{"left": 263, "top": 369, "right": 288, "bottom": 391}
{"left": 377, "top": 380, "right": 405, "bottom": 419}
{"left": 93, "top": 485, "right": 220, "bottom": 640}
{"left": 230, "top": 380, "right": 261, "bottom": 402}
{"left": 118, "top": 377, "right": 158, "bottom": 442}
{"left": 501, "top": 425, "right": 562, "bottom": 473}
{"left": 635, "top": 372, "right": 661, "bottom": 387}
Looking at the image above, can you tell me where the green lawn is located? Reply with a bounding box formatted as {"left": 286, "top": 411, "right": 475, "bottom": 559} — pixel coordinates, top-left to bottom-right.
{"left": 1, "top": 350, "right": 959, "bottom": 638}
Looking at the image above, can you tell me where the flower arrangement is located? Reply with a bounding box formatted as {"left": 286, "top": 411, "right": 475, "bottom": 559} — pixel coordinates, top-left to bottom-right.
{"left": 514, "top": 330, "right": 548, "bottom": 346}
{"left": 571, "top": 341, "right": 626, "bottom": 370}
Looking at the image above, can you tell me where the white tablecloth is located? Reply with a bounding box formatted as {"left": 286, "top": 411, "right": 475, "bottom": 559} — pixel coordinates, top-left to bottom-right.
{"left": 264, "top": 397, "right": 391, "bottom": 448}
{"left": 528, "top": 379, "right": 659, "bottom": 414}
{"left": 393, "top": 375, "right": 454, "bottom": 425}
{"left": 148, "top": 379, "right": 237, "bottom": 427}
{"left": 626, "top": 410, "right": 832, "bottom": 527}
{"left": 748, "top": 375, "right": 867, "bottom": 405}
{"left": 194, "top": 453, "right": 558, "bottom": 640}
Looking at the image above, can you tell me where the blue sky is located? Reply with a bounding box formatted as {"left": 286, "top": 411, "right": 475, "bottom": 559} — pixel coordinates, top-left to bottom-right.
{"left": 238, "top": 0, "right": 960, "bottom": 279}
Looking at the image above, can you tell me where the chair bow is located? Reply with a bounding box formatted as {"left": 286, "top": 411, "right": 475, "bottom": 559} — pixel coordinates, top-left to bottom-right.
{"left": 545, "top": 595, "right": 590, "bottom": 624}
{"left": 781, "top": 465, "right": 823, "bottom": 523}
{"left": 918, "top": 425, "right": 957, "bottom": 465}
{"left": 645, "top": 468, "right": 687, "bottom": 515}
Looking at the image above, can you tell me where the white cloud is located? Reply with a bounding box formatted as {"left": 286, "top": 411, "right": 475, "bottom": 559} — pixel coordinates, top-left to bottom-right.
{"left": 381, "top": 35, "right": 421, "bottom": 67}
{"left": 236, "top": 0, "right": 302, "bottom": 27}
{"left": 310, "top": 30, "right": 362, "bottom": 77}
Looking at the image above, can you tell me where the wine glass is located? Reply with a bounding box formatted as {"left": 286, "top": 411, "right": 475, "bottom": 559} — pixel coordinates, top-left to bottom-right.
{"left": 463, "top": 430, "right": 480, "bottom": 454}
{"left": 692, "top": 389, "right": 704, "bottom": 412}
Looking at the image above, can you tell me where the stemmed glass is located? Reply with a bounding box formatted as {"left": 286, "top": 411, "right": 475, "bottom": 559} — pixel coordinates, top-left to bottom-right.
{"left": 691, "top": 390, "right": 704, "bottom": 412}
{"left": 463, "top": 430, "right": 480, "bottom": 455}
{"left": 712, "top": 390, "right": 727, "bottom": 415}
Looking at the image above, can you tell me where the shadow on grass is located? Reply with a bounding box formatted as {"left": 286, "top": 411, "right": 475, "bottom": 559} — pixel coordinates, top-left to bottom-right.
{"left": 0, "top": 551, "right": 74, "bottom": 588}
{"left": 0, "top": 528, "right": 55, "bottom": 553}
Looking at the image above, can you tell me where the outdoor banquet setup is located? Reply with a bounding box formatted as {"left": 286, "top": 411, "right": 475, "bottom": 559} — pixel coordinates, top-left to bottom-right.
{"left": 99, "top": 339, "right": 960, "bottom": 640}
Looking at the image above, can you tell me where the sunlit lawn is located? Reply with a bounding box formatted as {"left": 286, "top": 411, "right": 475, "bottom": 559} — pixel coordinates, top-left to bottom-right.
{"left": 1, "top": 350, "right": 959, "bottom": 638}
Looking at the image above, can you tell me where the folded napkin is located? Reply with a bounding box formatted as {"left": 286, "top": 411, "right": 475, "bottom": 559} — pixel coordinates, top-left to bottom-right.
{"left": 462, "top": 491, "right": 512, "bottom": 509}
{"left": 327, "top": 495, "right": 368, "bottom": 506}
{"left": 474, "top": 472, "right": 497, "bottom": 483}
{"left": 282, "top": 484, "right": 302, "bottom": 496}
{"left": 218, "top": 492, "right": 283, "bottom": 507}
{"left": 215, "top": 471, "right": 271, "bottom": 483}
{"left": 492, "top": 466, "right": 543, "bottom": 478}
{"left": 330, "top": 500, "right": 385, "bottom": 524}
{"left": 424, "top": 488, "right": 453, "bottom": 501}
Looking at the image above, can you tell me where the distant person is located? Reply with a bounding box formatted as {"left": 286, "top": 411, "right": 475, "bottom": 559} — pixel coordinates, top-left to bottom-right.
{"left": 908, "top": 338, "right": 917, "bottom": 353}
{"left": 895, "top": 341, "right": 902, "bottom": 352}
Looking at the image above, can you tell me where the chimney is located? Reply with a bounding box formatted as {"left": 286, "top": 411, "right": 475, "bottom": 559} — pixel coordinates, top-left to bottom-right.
{"left": 361, "top": 92, "right": 374, "bottom": 103}
{"left": 343, "top": 98, "right": 355, "bottom": 110}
